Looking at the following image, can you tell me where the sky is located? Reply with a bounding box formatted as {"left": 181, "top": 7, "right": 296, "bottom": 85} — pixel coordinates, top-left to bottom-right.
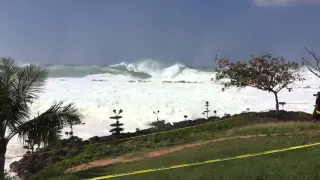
{"left": 0, "top": 0, "right": 319, "bottom": 67}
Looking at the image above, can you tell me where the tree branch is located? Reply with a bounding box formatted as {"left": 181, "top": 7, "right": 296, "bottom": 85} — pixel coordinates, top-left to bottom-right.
{"left": 302, "top": 47, "right": 320, "bottom": 78}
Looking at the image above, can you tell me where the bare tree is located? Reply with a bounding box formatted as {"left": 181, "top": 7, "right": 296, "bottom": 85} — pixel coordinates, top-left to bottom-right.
{"left": 301, "top": 47, "right": 320, "bottom": 78}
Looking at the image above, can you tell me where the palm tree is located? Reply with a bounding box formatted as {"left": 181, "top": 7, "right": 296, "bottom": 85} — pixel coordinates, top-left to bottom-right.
{"left": 0, "top": 58, "right": 82, "bottom": 178}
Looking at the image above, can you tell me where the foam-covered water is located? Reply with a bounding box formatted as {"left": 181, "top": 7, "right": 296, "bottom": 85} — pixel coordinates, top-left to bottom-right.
{"left": 5, "top": 60, "right": 320, "bottom": 172}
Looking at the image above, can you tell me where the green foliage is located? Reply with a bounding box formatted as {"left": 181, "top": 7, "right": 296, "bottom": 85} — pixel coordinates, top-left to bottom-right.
{"left": 149, "top": 120, "right": 166, "bottom": 129}
{"left": 214, "top": 54, "right": 305, "bottom": 114}
{"left": 14, "top": 101, "right": 81, "bottom": 148}
{"left": 69, "top": 133, "right": 320, "bottom": 180}
{"left": 30, "top": 111, "right": 314, "bottom": 179}
{"left": 202, "top": 101, "right": 210, "bottom": 119}
{"left": 109, "top": 109, "right": 124, "bottom": 136}
{"left": 0, "top": 57, "right": 82, "bottom": 177}
{"left": 149, "top": 111, "right": 170, "bottom": 130}
{"left": 214, "top": 53, "right": 305, "bottom": 92}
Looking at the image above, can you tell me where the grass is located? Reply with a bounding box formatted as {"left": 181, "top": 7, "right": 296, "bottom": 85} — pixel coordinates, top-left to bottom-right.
{"left": 30, "top": 116, "right": 247, "bottom": 180}
{"left": 26, "top": 111, "right": 314, "bottom": 179}
{"left": 30, "top": 117, "right": 320, "bottom": 180}
{"left": 55, "top": 133, "right": 320, "bottom": 180}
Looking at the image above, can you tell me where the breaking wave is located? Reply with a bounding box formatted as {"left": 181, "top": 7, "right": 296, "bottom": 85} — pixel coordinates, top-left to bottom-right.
{"left": 44, "top": 59, "right": 210, "bottom": 80}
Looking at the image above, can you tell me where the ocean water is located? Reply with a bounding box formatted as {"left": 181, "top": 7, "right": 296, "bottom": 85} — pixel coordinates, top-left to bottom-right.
{"left": 5, "top": 59, "right": 320, "bottom": 171}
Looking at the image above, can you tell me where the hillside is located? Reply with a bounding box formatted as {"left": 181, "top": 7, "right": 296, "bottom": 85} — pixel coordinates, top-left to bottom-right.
{"left": 65, "top": 132, "right": 320, "bottom": 180}
{"left": 19, "top": 110, "right": 320, "bottom": 180}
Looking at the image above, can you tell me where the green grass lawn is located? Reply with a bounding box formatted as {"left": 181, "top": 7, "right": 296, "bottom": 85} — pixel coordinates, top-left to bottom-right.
{"left": 58, "top": 133, "right": 320, "bottom": 180}
{"left": 29, "top": 111, "right": 319, "bottom": 180}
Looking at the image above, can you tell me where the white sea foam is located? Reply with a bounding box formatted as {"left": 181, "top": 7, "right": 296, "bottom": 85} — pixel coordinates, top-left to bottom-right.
{"left": 5, "top": 61, "right": 320, "bottom": 172}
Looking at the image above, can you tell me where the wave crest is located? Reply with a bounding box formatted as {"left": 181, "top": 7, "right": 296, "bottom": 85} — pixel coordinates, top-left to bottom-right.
{"left": 43, "top": 59, "right": 213, "bottom": 81}
{"left": 109, "top": 59, "right": 186, "bottom": 79}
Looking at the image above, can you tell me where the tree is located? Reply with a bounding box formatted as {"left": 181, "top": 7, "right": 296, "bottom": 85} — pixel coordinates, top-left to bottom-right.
{"left": 153, "top": 110, "right": 160, "bottom": 122}
{"left": 65, "top": 120, "right": 85, "bottom": 139}
{"left": 149, "top": 120, "right": 166, "bottom": 129}
{"left": 214, "top": 53, "right": 305, "bottom": 116}
{"left": 301, "top": 47, "right": 320, "bottom": 78}
{"left": 0, "top": 58, "right": 82, "bottom": 178}
{"left": 202, "top": 101, "right": 210, "bottom": 119}
{"left": 183, "top": 115, "right": 188, "bottom": 121}
{"left": 109, "top": 109, "right": 124, "bottom": 137}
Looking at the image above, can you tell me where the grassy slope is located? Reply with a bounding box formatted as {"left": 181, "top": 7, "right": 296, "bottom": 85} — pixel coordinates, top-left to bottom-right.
{"left": 69, "top": 133, "right": 320, "bottom": 180}
{"left": 30, "top": 112, "right": 318, "bottom": 179}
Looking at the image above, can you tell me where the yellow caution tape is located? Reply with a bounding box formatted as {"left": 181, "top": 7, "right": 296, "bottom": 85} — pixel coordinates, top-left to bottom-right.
{"left": 89, "top": 141, "right": 320, "bottom": 180}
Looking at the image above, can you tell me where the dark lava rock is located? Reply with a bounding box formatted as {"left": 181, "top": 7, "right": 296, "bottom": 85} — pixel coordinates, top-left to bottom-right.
{"left": 88, "top": 136, "right": 100, "bottom": 144}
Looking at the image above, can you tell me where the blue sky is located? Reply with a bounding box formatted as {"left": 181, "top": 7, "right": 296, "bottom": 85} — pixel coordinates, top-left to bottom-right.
{"left": 0, "top": 0, "right": 319, "bottom": 66}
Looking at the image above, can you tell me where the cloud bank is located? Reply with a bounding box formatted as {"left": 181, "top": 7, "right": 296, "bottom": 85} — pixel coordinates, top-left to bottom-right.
{"left": 252, "top": 0, "right": 320, "bottom": 7}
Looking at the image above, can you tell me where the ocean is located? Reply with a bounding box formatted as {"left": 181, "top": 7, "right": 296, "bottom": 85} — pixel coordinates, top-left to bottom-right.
{"left": 5, "top": 59, "right": 320, "bottom": 170}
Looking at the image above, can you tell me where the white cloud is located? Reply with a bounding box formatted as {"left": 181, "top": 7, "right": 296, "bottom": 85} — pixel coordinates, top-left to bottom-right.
{"left": 252, "top": 0, "right": 320, "bottom": 7}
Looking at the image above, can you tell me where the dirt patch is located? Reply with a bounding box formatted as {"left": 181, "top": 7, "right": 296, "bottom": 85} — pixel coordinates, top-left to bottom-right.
{"left": 63, "top": 155, "right": 139, "bottom": 173}
{"left": 64, "top": 130, "right": 320, "bottom": 174}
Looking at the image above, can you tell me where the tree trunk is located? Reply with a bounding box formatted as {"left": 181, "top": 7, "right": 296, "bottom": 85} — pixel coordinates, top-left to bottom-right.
{"left": 273, "top": 92, "right": 280, "bottom": 117}
{"left": 0, "top": 138, "right": 7, "bottom": 179}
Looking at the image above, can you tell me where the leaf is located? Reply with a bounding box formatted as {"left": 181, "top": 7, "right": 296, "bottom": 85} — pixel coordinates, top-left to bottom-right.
{"left": 214, "top": 54, "right": 304, "bottom": 93}
{"left": 8, "top": 101, "right": 81, "bottom": 148}
{"left": 0, "top": 57, "right": 48, "bottom": 136}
